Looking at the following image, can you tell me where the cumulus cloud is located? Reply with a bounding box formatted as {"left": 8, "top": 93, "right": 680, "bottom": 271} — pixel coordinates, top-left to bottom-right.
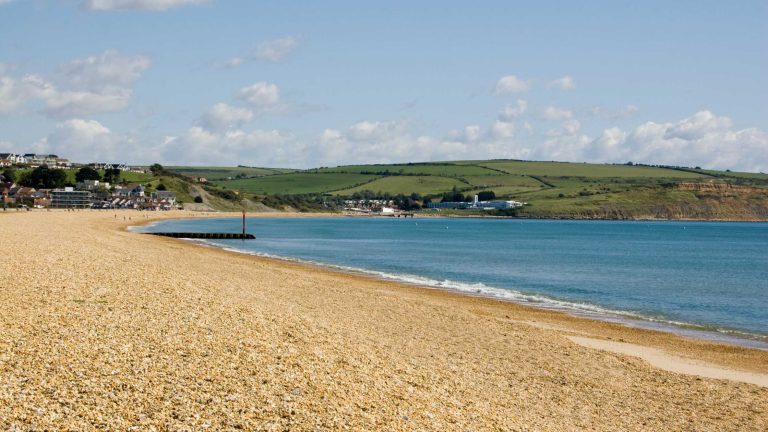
{"left": 542, "top": 106, "right": 573, "bottom": 120}
{"left": 57, "top": 50, "right": 151, "bottom": 91}
{"left": 314, "top": 121, "right": 468, "bottom": 166}
{"left": 255, "top": 36, "right": 300, "bottom": 63}
{"left": 523, "top": 110, "right": 766, "bottom": 172}
{"left": 32, "top": 119, "right": 147, "bottom": 163}
{"left": 199, "top": 102, "right": 254, "bottom": 130}
{"left": 238, "top": 81, "right": 281, "bottom": 111}
{"left": 83, "top": 0, "right": 209, "bottom": 11}
{"left": 217, "top": 36, "right": 301, "bottom": 69}
{"left": 0, "top": 51, "right": 150, "bottom": 118}
{"left": 303, "top": 110, "right": 767, "bottom": 172}
{"left": 548, "top": 75, "right": 575, "bottom": 90}
{"left": 498, "top": 99, "right": 528, "bottom": 121}
{"left": 582, "top": 111, "right": 768, "bottom": 171}
{"left": 161, "top": 126, "right": 297, "bottom": 166}
{"left": 495, "top": 75, "right": 531, "bottom": 94}
{"left": 0, "top": 76, "right": 28, "bottom": 113}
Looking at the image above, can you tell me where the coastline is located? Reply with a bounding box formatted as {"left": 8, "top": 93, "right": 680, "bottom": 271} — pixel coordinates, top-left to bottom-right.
{"left": 1, "top": 210, "right": 766, "bottom": 429}
{"left": 136, "top": 213, "right": 768, "bottom": 350}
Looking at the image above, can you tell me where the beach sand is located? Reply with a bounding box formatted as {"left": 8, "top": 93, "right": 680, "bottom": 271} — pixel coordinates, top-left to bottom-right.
{"left": 1, "top": 210, "right": 766, "bottom": 430}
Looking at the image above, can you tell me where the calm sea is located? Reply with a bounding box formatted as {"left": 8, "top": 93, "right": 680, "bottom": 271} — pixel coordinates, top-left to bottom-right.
{"left": 137, "top": 217, "right": 768, "bottom": 349}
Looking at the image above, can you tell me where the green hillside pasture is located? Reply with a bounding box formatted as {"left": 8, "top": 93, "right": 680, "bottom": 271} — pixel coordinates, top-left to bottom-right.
{"left": 119, "top": 171, "right": 153, "bottom": 183}
{"left": 462, "top": 174, "right": 545, "bottom": 197}
{"left": 168, "top": 166, "right": 295, "bottom": 180}
{"left": 217, "top": 173, "right": 378, "bottom": 195}
{"left": 146, "top": 176, "right": 195, "bottom": 203}
{"left": 513, "top": 176, "right": 671, "bottom": 200}
{"left": 477, "top": 160, "right": 708, "bottom": 178}
{"left": 518, "top": 187, "right": 708, "bottom": 218}
{"left": 332, "top": 175, "right": 468, "bottom": 196}
{"left": 319, "top": 163, "right": 499, "bottom": 177}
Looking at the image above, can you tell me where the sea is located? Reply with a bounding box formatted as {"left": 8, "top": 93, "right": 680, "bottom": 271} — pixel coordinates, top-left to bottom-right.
{"left": 135, "top": 217, "right": 768, "bottom": 349}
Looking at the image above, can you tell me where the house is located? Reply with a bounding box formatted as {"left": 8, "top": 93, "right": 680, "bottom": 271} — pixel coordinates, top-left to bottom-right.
{"left": 151, "top": 190, "right": 176, "bottom": 206}
{"left": 114, "top": 184, "right": 145, "bottom": 198}
{"left": 1, "top": 182, "right": 12, "bottom": 203}
{"left": 0, "top": 153, "right": 26, "bottom": 166}
{"left": 76, "top": 180, "right": 111, "bottom": 191}
{"left": 9, "top": 187, "right": 37, "bottom": 206}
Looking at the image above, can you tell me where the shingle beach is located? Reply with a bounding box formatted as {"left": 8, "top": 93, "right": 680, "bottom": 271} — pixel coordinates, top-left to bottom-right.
{"left": 1, "top": 211, "right": 766, "bottom": 430}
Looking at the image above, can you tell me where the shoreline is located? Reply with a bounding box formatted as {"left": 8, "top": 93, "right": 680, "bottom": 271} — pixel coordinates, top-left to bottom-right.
{"left": 134, "top": 213, "right": 768, "bottom": 351}
{"left": 2, "top": 210, "right": 767, "bottom": 429}
{"left": 136, "top": 214, "right": 768, "bottom": 375}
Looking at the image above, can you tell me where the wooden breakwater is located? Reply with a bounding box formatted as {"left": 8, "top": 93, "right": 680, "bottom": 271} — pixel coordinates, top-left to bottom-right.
{"left": 147, "top": 232, "right": 256, "bottom": 240}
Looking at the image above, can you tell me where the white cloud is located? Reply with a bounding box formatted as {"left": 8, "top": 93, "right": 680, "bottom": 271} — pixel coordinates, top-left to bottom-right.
{"left": 491, "top": 121, "right": 515, "bottom": 139}
{"left": 199, "top": 102, "right": 254, "bottom": 130}
{"left": 548, "top": 75, "right": 575, "bottom": 90}
{"left": 216, "top": 36, "right": 301, "bottom": 69}
{"left": 0, "top": 76, "right": 27, "bottom": 113}
{"left": 33, "top": 119, "right": 147, "bottom": 163}
{"left": 255, "top": 36, "right": 300, "bottom": 63}
{"left": 83, "top": 0, "right": 209, "bottom": 11}
{"left": 495, "top": 75, "right": 531, "bottom": 94}
{"left": 542, "top": 106, "right": 573, "bottom": 120}
{"left": 498, "top": 99, "right": 528, "bottom": 121}
{"left": 238, "top": 81, "right": 281, "bottom": 111}
{"left": 0, "top": 51, "right": 150, "bottom": 118}
{"left": 57, "top": 50, "right": 150, "bottom": 91}
{"left": 582, "top": 111, "right": 768, "bottom": 171}
{"left": 44, "top": 88, "right": 133, "bottom": 118}
{"left": 161, "top": 126, "right": 296, "bottom": 166}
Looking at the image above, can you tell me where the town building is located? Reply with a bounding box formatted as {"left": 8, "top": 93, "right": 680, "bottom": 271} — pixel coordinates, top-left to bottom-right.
{"left": 51, "top": 187, "right": 92, "bottom": 209}
{"left": 427, "top": 195, "right": 524, "bottom": 210}
{"left": 76, "top": 180, "right": 111, "bottom": 191}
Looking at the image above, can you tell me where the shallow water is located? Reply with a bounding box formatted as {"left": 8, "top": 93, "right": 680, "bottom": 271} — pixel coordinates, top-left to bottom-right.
{"left": 138, "top": 217, "right": 768, "bottom": 349}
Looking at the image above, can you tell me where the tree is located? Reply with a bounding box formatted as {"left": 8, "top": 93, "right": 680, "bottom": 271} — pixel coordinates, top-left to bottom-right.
{"left": 103, "top": 168, "right": 121, "bottom": 184}
{"left": 156, "top": 183, "right": 167, "bottom": 191}
{"left": 1, "top": 168, "right": 16, "bottom": 184}
{"left": 75, "top": 166, "right": 101, "bottom": 183}
{"left": 478, "top": 191, "right": 496, "bottom": 201}
{"left": 150, "top": 163, "right": 165, "bottom": 175}
{"left": 193, "top": 196, "right": 203, "bottom": 203}
{"left": 21, "top": 165, "right": 67, "bottom": 189}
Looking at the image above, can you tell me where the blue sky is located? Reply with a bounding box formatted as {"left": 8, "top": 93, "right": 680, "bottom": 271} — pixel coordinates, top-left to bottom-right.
{"left": 1, "top": 0, "right": 766, "bottom": 171}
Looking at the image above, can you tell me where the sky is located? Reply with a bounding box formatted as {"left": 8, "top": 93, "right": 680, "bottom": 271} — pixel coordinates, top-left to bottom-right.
{"left": 0, "top": 0, "right": 766, "bottom": 171}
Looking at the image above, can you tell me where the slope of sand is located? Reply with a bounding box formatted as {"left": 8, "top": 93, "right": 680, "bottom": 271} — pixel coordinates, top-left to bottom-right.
{"left": 1, "top": 210, "right": 766, "bottom": 430}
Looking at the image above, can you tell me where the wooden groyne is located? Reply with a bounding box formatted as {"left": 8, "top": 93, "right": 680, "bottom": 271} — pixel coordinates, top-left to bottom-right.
{"left": 147, "top": 232, "right": 256, "bottom": 240}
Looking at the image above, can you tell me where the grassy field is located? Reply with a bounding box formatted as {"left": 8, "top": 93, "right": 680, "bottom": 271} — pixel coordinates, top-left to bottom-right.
{"left": 167, "top": 166, "right": 296, "bottom": 180}
{"left": 318, "top": 163, "right": 499, "bottom": 177}
{"left": 473, "top": 160, "right": 709, "bottom": 178}
{"left": 332, "top": 175, "right": 468, "bottom": 196}
{"left": 162, "top": 160, "right": 768, "bottom": 219}
{"left": 215, "top": 173, "right": 379, "bottom": 195}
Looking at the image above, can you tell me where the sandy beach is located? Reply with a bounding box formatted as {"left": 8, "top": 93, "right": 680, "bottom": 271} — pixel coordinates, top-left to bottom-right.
{"left": 1, "top": 210, "right": 766, "bottom": 430}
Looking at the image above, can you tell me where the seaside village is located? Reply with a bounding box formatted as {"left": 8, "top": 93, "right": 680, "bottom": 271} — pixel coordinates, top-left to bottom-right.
{"left": 0, "top": 153, "right": 177, "bottom": 211}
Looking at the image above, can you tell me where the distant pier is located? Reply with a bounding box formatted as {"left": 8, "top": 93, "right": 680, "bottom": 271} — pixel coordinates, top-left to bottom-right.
{"left": 147, "top": 232, "right": 255, "bottom": 240}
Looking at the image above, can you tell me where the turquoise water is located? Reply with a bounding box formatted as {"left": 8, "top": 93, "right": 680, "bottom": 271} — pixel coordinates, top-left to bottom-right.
{"left": 138, "top": 217, "right": 768, "bottom": 348}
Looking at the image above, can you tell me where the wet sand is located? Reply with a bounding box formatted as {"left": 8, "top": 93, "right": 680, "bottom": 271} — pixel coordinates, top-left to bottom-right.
{"left": 1, "top": 210, "right": 766, "bottom": 430}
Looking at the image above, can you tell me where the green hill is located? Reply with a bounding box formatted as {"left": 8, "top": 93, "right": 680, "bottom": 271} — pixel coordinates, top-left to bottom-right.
{"left": 169, "top": 160, "right": 768, "bottom": 220}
